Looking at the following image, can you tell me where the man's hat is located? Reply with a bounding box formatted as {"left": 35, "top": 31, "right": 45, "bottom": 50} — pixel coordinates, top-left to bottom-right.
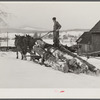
{"left": 52, "top": 17, "right": 56, "bottom": 20}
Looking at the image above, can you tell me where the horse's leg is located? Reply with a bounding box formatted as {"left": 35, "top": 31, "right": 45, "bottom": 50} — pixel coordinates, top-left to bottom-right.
{"left": 21, "top": 52, "right": 23, "bottom": 60}
{"left": 23, "top": 50, "right": 27, "bottom": 60}
{"left": 24, "top": 54, "right": 27, "bottom": 60}
{"left": 24, "top": 49, "right": 27, "bottom": 60}
{"left": 29, "top": 51, "right": 33, "bottom": 61}
{"left": 28, "top": 48, "right": 33, "bottom": 61}
{"left": 16, "top": 50, "right": 18, "bottom": 59}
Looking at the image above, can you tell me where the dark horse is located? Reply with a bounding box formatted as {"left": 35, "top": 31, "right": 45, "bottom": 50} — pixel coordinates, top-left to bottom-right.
{"left": 15, "top": 35, "right": 28, "bottom": 60}
{"left": 25, "top": 34, "right": 42, "bottom": 53}
{"left": 25, "top": 34, "right": 53, "bottom": 52}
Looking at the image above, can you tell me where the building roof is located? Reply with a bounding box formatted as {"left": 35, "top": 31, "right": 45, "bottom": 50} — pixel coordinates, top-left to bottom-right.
{"left": 76, "top": 32, "right": 91, "bottom": 44}
{"left": 90, "top": 20, "right": 100, "bottom": 33}
{"left": 76, "top": 20, "right": 100, "bottom": 44}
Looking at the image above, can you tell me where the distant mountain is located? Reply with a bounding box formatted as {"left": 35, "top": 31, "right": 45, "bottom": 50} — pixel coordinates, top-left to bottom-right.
{"left": 21, "top": 26, "right": 48, "bottom": 31}
{"left": 64, "top": 29, "right": 90, "bottom": 32}
{"left": 0, "top": 28, "right": 49, "bottom": 33}
{"left": 22, "top": 27, "right": 38, "bottom": 30}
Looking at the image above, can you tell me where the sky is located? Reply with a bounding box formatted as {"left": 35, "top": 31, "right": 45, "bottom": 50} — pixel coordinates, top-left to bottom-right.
{"left": 1, "top": 2, "right": 100, "bottom": 30}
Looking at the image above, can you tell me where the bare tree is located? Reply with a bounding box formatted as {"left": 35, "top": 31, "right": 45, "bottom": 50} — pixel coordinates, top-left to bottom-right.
{"left": 0, "top": 4, "right": 13, "bottom": 49}
{"left": 0, "top": 4, "right": 13, "bottom": 28}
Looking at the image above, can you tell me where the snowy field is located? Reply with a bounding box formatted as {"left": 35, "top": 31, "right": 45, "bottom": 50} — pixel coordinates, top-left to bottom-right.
{"left": 0, "top": 51, "right": 100, "bottom": 88}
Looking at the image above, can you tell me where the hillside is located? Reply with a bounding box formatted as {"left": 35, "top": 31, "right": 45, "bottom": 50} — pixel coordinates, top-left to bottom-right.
{"left": 0, "top": 28, "right": 49, "bottom": 33}
{"left": 0, "top": 28, "right": 89, "bottom": 33}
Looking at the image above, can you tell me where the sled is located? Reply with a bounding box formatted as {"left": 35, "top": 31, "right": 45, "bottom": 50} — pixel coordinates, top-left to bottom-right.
{"left": 31, "top": 38, "right": 100, "bottom": 75}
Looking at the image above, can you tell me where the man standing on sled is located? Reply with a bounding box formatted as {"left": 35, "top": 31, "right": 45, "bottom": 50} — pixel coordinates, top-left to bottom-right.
{"left": 52, "top": 17, "right": 61, "bottom": 47}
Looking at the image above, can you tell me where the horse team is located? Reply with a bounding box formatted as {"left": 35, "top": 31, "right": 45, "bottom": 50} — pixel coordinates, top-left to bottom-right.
{"left": 14, "top": 34, "right": 53, "bottom": 60}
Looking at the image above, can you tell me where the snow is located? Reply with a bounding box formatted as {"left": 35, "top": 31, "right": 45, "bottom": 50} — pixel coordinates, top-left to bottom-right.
{"left": 0, "top": 51, "right": 100, "bottom": 88}
{"left": 67, "top": 31, "right": 84, "bottom": 36}
{"left": 60, "top": 31, "right": 84, "bottom": 37}
{"left": 43, "top": 39, "right": 53, "bottom": 45}
{"left": 81, "top": 56, "right": 100, "bottom": 69}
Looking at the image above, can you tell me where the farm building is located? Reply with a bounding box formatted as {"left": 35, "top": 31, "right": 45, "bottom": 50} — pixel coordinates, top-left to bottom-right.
{"left": 76, "top": 20, "right": 100, "bottom": 56}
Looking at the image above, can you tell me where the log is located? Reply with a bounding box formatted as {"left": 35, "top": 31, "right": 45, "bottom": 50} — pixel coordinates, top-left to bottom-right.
{"left": 59, "top": 45, "right": 97, "bottom": 72}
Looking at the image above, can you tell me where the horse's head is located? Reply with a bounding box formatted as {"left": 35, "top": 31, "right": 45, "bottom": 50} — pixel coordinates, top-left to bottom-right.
{"left": 26, "top": 34, "right": 31, "bottom": 39}
{"left": 15, "top": 34, "right": 20, "bottom": 38}
{"left": 25, "top": 34, "right": 32, "bottom": 43}
{"left": 15, "top": 35, "right": 21, "bottom": 46}
{"left": 15, "top": 34, "right": 20, "bottom": 39}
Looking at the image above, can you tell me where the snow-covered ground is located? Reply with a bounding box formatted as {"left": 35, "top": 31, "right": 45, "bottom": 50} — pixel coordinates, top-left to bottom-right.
{"left": 0, "top": 51, "right": 100, "bottom": 88}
